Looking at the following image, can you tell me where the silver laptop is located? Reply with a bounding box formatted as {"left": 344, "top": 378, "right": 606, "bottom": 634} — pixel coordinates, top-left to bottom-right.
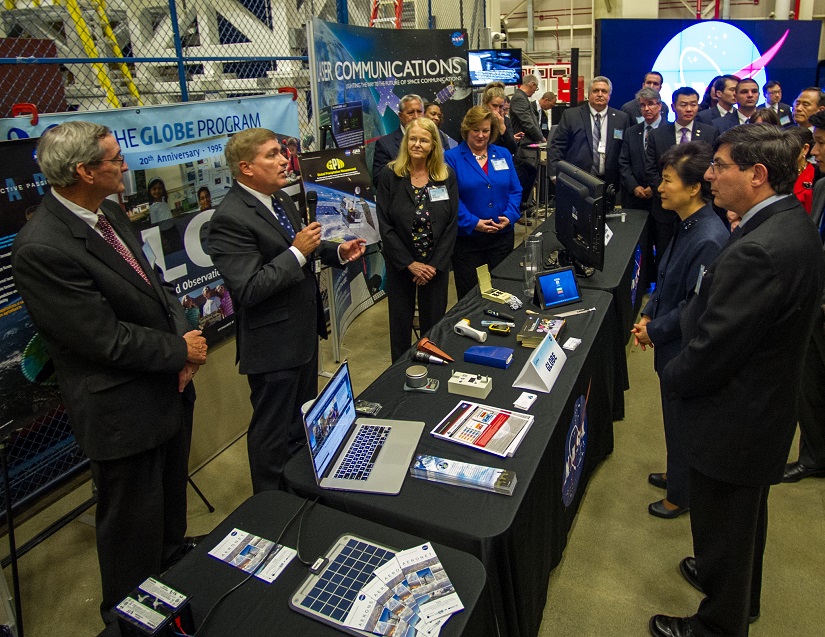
{"left": 303, "top": 361, "right": 424, "bottom": 494}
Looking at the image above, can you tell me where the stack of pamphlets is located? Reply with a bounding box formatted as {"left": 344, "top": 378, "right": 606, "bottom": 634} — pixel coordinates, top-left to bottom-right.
{"left": 516, "top": 316, "right": 565, "bottom": 348}
{"left": 410, "top": 454, "right": 517, "bottom": 495}
{"left": 208, "top": 528, "right": 296, "bottom": 583}
{"left": 343, "top": 543, "right": 464, "bottom": 637}
{"left": 431, "top": 401, "right": 534, "bottom": 457}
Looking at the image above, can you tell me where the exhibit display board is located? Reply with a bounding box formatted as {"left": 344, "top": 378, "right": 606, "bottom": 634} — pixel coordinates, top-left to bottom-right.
{"left": 308, "top": 18, "right": 472, "bottom": 144}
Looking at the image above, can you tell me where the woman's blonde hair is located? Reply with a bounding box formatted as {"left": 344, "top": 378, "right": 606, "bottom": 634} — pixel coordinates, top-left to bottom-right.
{"left": 389, "top": 117, "right": 449, "bottom": 181}
{"left": 460, "top": 106, "right": 500, "bottom": 143}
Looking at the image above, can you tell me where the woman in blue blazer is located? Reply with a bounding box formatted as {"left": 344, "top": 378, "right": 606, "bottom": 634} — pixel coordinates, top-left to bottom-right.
{"left": 445, "top": 106, "right": 522, "bottom": 299}
{"left": 377, "top": 117, "right": 459, "bottom": 361}
{"left": 631, "top": 141, "right": 729, "bottom": 519}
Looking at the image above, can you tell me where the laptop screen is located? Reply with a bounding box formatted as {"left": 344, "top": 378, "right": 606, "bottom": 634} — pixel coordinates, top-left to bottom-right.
{"left": 304, "top": 361, "right": 358, "bottom": 478}
{"left": 536, "top": 266, "right": 582, "bottom": 309}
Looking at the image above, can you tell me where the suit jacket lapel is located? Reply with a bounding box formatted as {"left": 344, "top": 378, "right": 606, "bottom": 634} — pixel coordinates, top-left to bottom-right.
{"left": 582, "top": 107, "right": 593, "bottom": 149}
{"left": 232, "top": 184, "right": 293, "bottom": 244}
{"left": 462, "top": 144, "right": 490, "bottom": 181}
{"left": 44, "top": 193, "right": 161, "bottom": 302}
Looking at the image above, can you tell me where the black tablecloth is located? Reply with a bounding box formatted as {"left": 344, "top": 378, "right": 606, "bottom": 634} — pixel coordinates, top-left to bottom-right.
{"left": 284, "top": 281, "right": 618, "bottom": 637}
{"left": 98, "top": 490, "right": 493, "bottom": 637}
{"left": 491, "top": 209, "right": 649, "bottom": 419}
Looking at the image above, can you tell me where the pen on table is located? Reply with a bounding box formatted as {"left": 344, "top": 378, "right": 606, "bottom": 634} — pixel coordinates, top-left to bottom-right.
{"left": 553, "top": 307, "right": 597, "bottom": 318}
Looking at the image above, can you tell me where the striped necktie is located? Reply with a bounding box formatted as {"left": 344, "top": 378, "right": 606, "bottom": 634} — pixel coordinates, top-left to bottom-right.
{"left": 592, "top": 113, "right": 602, "bottom": 174}
{"left": 271, "top": 196, "right": 296, "bottom": 240}
{"left": 96, "top": 213, "right": 151, "bottom": 286}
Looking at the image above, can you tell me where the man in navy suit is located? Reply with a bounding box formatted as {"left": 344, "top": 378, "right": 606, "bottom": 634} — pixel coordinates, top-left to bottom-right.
{"left": 11, "top": 121, "right": 207, "bottom": 622}
{"left": 713, "top": 78, "right": 760, "bottom": 133}
{"left": 510, "top": 74, "right": 544, "bottom": 214}
{"left": 645, "top": 87, "right": 719, "bottom": 274}
{"left": 208, "top": 129, "right": 366, "bottom": 493}
{"left": 760, "top": 80, "right": 792, "bottom": 126}
{"left": 785, "top": 109, "right": 825, "bottom": 483}
{"left": 547, "top": 76, "right": 629, "bottom": 193}
{"left": 372, "top": 94, "right": 424, "bottom": 187}
{"left": 650, "top": 124, "right": 824, "bottom": 637}
{"left": 619, "top": 87, "right": 663, "bottom": 211}
{"left": 695, "top": 75, "right": 737, "bottom": 125}
{"left": 621, "top": 71, "right": 670, "bottom": 123}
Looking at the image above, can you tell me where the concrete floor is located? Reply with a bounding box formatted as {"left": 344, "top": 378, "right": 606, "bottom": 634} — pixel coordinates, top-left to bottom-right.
{"left": 4, "top": 217, "right": 824, "bottom": 635}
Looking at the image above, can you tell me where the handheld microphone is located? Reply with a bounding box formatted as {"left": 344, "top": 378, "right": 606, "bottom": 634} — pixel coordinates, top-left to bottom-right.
{"left": 412, "top": 350, "right": 447, "bottom": 365}
{"left": 306, "top": 190, "right": 318, "bottom": 225}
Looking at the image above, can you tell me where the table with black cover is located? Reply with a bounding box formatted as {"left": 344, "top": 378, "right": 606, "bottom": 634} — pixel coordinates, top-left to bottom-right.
{"left": 98, "top": 490, "right": 492, "bottom": 637}
{"left": 491, "top": 209, "right": 649, "bottom": 419}
{"left": 283, "top": 281, "right": 618, "bottom": 637}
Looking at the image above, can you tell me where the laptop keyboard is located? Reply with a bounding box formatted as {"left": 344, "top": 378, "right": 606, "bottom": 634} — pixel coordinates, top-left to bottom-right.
{"left": 333, "top": 424, "right": 391, "bottom": 480}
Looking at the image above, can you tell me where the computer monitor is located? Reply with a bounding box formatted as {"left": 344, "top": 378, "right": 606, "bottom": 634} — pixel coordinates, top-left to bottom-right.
{"left": 554, "top": 161, "right": 610, "bottom": 274}
{"left": 467, "top": 48, "right": 522, "bottom": 87}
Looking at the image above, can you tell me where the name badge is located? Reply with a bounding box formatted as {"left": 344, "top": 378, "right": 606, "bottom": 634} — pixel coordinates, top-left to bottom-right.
{"left": 780, "top": 115, "right": 791, "bottom": 126}
{"left": 491, "top": 158, "right": 509, "bottom": 171}
{"left": 694, "top": 265, "right": 706, "bottom": 295}
{"left": 428, "top": 185, "right": 449, "bottom": 201}
{"left": 613, "top": 128, "right": 623, "bottom": 140}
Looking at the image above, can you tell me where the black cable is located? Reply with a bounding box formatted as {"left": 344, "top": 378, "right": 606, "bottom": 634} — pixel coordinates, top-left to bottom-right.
{"left": 294, "top": 496, "right": 320, "bottom": 565}
{"left": 193, "top": 497, "right": 310, "bottom": 636}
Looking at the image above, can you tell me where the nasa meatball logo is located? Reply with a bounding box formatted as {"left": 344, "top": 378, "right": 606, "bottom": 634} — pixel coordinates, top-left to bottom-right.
{"left": 451, "top": 32, "right": 465, "bottom": 47}
{"left": 562, "top": 393, "right": 588, "bottom": 507}
{"left": 653, "top": 21, "right": 788, "bottom": 110}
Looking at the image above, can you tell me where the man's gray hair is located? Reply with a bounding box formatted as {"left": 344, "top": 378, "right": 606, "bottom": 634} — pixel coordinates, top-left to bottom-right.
{"left": 522, "top": 74, "right": 539, "bottom": 86}
{"left": 635, "top": 87, "right": 661, "bottom": 103}
{"left": 37, "top": 121, "right": 110, "bottom": 187}
{"left": 399, "top": 94, "right": 424, "bottom": 111}
{"left": 590, "top": 76, "right": 613, "bottom": 94}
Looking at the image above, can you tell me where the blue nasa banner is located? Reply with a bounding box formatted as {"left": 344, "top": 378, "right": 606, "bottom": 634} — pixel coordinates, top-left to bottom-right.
{"left": 596, "top": 19, "right": 821, "bottom": 117}
{"left": 310, "top": 18, "right": 472, "bottom": 143}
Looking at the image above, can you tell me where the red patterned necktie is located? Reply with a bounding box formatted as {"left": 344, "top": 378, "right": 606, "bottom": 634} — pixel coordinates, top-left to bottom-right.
{"left": 96, "top": 213, "right": 152, "bottom": 286}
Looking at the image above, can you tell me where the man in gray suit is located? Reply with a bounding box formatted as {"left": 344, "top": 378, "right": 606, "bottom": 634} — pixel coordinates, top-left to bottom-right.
{"left": 509, "top": 74, "right": 544, "bottom": 215}
{"left": 650, "top": 124, "right": 824, "bottom": 637}
{"left": 785, "top": 109, "right": 825, "bottom": 483}
{"left": 11, "top": 121, "right": 207, "bottom": 622}
{"left": 207, "top": 128, "right": 365, "bottom": 493}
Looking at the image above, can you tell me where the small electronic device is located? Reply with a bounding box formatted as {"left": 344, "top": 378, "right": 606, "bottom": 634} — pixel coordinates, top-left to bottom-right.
{"left": 114, "top": 578, "right": 193, "bottom": 637}
{"left": 454, "top": 318, "right": 487, "bottom": 342}
{"left": 404, "top": 365, "right": 439, "bottom": 393}
{"left": 476, "top": 265, "right": 515, "bottom": 305}
{"left": 484, "top": 308, "right": 515, "bottom": 321}
{"left": 302, "top": 361, "right": 424, "bottom": 494}
{"left": 534, "top": 266, "right": 583, "bottom": 310}
{"left": 447, "top": 371, "right": 493, "bottom": 400}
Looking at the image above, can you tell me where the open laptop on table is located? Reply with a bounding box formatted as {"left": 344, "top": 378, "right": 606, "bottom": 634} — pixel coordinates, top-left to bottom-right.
{"left": 303, "top": 361, "right": 424, "bottom": 494}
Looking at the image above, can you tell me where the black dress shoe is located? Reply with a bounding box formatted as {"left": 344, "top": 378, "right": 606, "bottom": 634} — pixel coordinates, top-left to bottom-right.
{"left": 649, "top": 499, "right": 689, "bottom": 519}
{"left": 782, "top": 461, "right": 825, "bottom": 483}
{"left": 679, "top": 557, "right": 703, "bottom": 593}
{"left": 679, "top": 557, "right": 759, "bottom": 623}
{"left": 648, "top": 472, "right": 667, "bottom": 489}
{"left": 649, "top": 614, "right": 694, "bottom": 637}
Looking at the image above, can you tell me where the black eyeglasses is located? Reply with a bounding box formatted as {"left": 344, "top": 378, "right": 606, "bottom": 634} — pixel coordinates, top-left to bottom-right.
{"left": 708, "top": 160, "right": 752, "bottom": 174}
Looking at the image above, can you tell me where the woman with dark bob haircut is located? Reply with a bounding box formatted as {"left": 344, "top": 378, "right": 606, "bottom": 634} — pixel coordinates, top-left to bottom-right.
{"left": 632, "top": 141, "right": 730, "bottom": 519}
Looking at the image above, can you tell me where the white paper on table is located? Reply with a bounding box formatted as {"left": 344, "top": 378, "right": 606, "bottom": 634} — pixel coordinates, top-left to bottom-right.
{"left": 395, "top": 544, "right": 464, "bottom": 624}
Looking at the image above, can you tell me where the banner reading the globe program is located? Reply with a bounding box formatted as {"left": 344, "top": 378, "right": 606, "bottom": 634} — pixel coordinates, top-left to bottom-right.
{"left": 0, "top": 95, "right": 300, "bottom": 348}
{"left": 309, "top": 18, "right": 472, "bottom": 144}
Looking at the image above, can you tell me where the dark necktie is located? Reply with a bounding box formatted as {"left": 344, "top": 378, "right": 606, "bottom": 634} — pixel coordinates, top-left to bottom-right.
{"left": 96, "top": 213, "right": 151, "bottom": 286}
{"left": 592, "top": 113, "right": 602, "bottom": 174}
{"left": 271, "top": 196, "right": 296, "bottom": 240}
{"left": 644, "top": 124, "right": 652, "bottom": 150}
